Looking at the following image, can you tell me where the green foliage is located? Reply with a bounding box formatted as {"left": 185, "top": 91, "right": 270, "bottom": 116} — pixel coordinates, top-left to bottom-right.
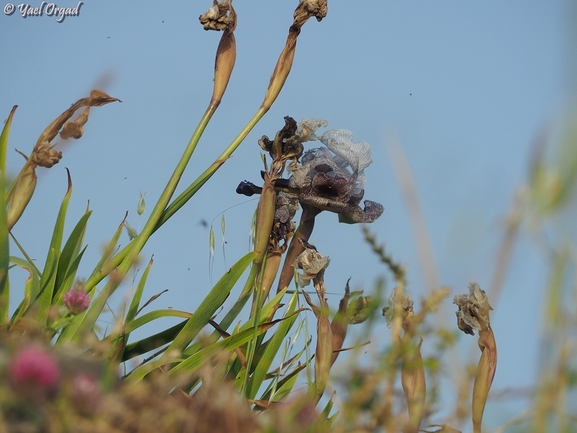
{"left": 0, "top": 2, "right": 575, "bottom": 433}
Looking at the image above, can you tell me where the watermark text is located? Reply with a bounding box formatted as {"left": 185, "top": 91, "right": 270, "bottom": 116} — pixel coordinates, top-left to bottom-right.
{"left": 4, "top": 1, "right": 83, "bottom": 22}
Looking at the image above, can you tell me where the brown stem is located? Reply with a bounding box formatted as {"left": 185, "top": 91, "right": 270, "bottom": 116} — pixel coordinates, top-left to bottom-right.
{"left": 276, "top": 204, "right": 322, "bottom": 292}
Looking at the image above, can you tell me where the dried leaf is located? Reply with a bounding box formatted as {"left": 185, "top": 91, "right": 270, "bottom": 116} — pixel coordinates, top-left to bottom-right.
{"left": 60, "top": 106, "right": 90, "bottom": 140}
{"left": 36, "top": 89, "right": 120, "bottom": 148}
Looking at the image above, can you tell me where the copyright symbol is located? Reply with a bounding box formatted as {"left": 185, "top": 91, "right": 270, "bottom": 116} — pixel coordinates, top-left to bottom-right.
{"left": 4, "top": 3, "right": 15, "bottom": 15}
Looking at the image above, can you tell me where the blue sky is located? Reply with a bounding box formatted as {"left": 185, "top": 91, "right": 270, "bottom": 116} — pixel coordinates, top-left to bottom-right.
{"left": 1, "top": 1, "right": 573, "bottom": 430}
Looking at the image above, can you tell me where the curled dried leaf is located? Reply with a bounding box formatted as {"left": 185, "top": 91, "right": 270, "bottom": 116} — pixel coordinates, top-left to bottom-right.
{"left": 36, "top": 90, "right": 120, "bottom": 148}
{"left": 60, "top": 106, "right": 90, "bottom": 140}
{"left": 31, "top": 142, "right": 62, "bottom": 168}
{"left": 293, "top": 0, "right": 328, "bottom": 26}
{"left": 294, "top": 245, "right": 330, "bottom": 288}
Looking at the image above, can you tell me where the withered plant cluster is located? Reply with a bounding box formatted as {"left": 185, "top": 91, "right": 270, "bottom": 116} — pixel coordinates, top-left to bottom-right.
{"left": 1, "top": 1, "right": 576, "bottom": 433}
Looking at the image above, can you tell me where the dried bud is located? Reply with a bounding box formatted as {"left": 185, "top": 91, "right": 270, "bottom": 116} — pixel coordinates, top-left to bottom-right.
{"left": 63, "top": 280, "right": 90, "bottom": 314}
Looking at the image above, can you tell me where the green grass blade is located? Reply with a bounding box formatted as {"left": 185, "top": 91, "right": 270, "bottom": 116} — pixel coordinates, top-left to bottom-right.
{"left": 0, "top": 107, "right": 16, "bottom": 319}
{"left": 167, "top": 319, "right": 280, "bottom": 379}
{"left": 122, "top": 319, "right": 187, "bottom": 361}
{"left": 87, "top": 216, "right": 125, "bottom": 285}
{"left": 0, "top": 174, "right": 9, "bottom": 323}
{"left": 125, "top": 256, "right": 154, "bottom": 324}
{"left": 164, "top": 251, "right": 256, "bottom": 354}
{"left": 10, "top": 256, "right": 41, "bottom": 323}
{"left": 0, "top": 105, "right": 17, "bottom": 173}
{"left": 260, "top": 361, "right": 307, "bottom": 403}
{"left": 129, "top": 251, "right": 256, "bottom": 380}
{"left": 34, "top": 170, "right": 73, "bottom": 323}
{"left": 121, "top": 309, "right": 191, "bottom": 337}
{"left": 247, "top": 289, "right": 299, "bottom": 399}
{"left": 53, "top": 210, "right": 91, "bottom": 299}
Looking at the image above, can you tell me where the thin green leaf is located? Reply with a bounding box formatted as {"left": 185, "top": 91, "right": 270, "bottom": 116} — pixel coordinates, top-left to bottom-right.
{"left": 0, "top": 174, "right": 9, "bottom": 323}
{"left": 51, "top": 246, "right": 87, "bottom": 312}
{"left": 121, "top": 309, "right": 191, "bottom": 338}
{"left": 168, "top": 318, "right": 281, "bottom": 379}
{"left": 34, "top": 170, "right": 73, "bottom": 323}
{"left": 130, "top": 251, "right": 256, "bottom": 380}
{"left": 53, "top": 211, "right": 91, "bottom": 300}
{"left": 122, "top": 319, "right": 188, "bottom": 361}
{"left": 87, "top": 215, "right": 125, "bottom": 284}
{"left": 247, "top": 290, "right": 299, "bottom": 399}
{"left": 125, "top": 256, "right": 154, "bottom": 324}
{"left": 0, "top": 105, "right": 17, "bottom": 173}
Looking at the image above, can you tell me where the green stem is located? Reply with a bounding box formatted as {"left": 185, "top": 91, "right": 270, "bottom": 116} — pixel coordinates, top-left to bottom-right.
{"left": 84, "top": 107, "right": 268, "bottom": 294}
{"left": 83, "top": 104, "right": 216, "bottom": 290}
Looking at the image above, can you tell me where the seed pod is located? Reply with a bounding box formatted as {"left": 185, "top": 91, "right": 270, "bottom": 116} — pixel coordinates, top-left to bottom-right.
{"left": 401, "top": 338, "right": 426, "bottom": 433}
{"left": 313, "top": 301, "right": 332, "bottom": 403}
{"left": 330, "top": 279, "right": 350, "bottom": 365}
{"left": 472, "top": 327, "right": 497, "bottom": 433}
{"left": 253, "top": 172, "right": 276, "bottom": 267}
{"left": 262, "top": 0, "right": 327, "bottom": 111}
{"left": 262, "top": 30, "right": 297, "bottom": 111}
{"left": 6, "top": 161, "right": 37, "bottom": 230}
{"left": 303, "top": 276, "right": 332, "bottom": 404}
{"left": 210, "top": 5, "right": 236, "bottom": 108}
